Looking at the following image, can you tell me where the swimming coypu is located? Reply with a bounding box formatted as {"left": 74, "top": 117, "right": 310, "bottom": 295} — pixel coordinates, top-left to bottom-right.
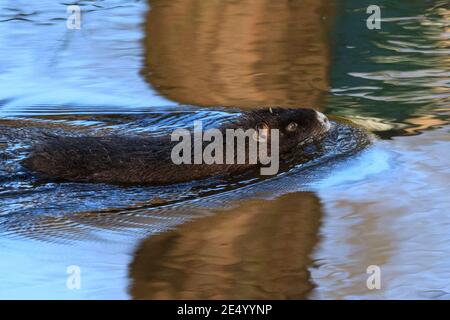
{"left": 22, "top": 108, "right": 331, "bottom": 185}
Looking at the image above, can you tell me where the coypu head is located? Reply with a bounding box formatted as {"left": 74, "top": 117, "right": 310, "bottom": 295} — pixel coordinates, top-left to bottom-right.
{"left": 243, "top": 107, "right": 331, "bottom": 153}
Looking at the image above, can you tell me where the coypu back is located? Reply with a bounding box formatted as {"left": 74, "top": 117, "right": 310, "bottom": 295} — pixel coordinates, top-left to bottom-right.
{"left": 22, "top": 134, "right": 251, "bottom": 185}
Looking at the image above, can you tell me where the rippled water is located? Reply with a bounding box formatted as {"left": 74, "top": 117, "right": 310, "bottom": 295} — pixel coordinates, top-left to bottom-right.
{"left": 0, "top": 0, "right": 449, "bottom": 299}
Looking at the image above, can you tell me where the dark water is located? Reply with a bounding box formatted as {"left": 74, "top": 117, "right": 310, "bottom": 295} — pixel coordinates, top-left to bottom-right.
{"left": 0, "top": 0, "right": 449, "bottom": 299}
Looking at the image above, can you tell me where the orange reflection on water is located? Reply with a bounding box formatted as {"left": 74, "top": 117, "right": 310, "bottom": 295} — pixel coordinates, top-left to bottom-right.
{"left": 129, "top": 192, "right": 322, "bottom": 299}
{"left": 143, "top": 0, "right": 334, "bottom": 109}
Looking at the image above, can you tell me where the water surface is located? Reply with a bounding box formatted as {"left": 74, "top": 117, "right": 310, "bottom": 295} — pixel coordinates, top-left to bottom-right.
{"left": 0, "top": 0, "right": 449, "bottom": 299}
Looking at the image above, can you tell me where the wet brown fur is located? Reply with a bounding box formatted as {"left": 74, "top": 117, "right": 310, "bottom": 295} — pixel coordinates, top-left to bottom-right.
{"left": 22, "top": 108, "right": 329, "bottom": 185}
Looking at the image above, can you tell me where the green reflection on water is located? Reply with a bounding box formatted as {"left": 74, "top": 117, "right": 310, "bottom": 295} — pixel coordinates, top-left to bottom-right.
{"left": 326, "top": 0, "right": 449, "bottom": 136}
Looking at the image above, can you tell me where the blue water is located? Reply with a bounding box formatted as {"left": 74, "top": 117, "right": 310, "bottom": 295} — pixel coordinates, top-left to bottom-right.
{"left": 0, "top": 0, "right": 449, "bottom": 299}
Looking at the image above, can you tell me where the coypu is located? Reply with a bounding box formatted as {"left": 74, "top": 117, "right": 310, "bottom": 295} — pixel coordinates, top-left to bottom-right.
{"left": 22, "top": 108, "right": 331, "bottom": 185}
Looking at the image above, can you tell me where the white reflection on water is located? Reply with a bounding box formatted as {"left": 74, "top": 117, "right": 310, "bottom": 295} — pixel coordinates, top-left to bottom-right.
{"left": 313, "top": 146, "right": 392, "bottom": 188}
{"left": 0, "top": 235, "right": 132, "bottom": 299}
{"left": 0, "top": 0, "right": 171, "bottom": 114}
{"left": 312, "top": 127, "right": 450, "bottom": 299}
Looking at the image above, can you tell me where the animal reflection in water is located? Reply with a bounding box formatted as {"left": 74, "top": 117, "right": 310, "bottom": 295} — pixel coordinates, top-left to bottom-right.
{"left": 143, "top": 0, "right": 333, "bottom": 108}
{"left": 129, "top": 192, "right": 322, "bottom": 299}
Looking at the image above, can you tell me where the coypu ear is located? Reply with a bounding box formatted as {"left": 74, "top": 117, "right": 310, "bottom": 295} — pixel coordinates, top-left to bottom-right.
{"left": 252, "top": 123, "right": 270, "bottom": 142}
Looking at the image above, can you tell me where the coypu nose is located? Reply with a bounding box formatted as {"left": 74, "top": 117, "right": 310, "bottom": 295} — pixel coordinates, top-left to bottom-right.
{"left": 315, "top": 110, "right": 331, "bottom": 131}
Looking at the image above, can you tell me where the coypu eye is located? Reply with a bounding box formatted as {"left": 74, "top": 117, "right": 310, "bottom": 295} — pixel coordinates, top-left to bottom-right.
{"left": 253, "top": 124, "right": 269, "bottom": 142}
{"left": 286, "top": 122, "right": 298, "bottom": 132}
